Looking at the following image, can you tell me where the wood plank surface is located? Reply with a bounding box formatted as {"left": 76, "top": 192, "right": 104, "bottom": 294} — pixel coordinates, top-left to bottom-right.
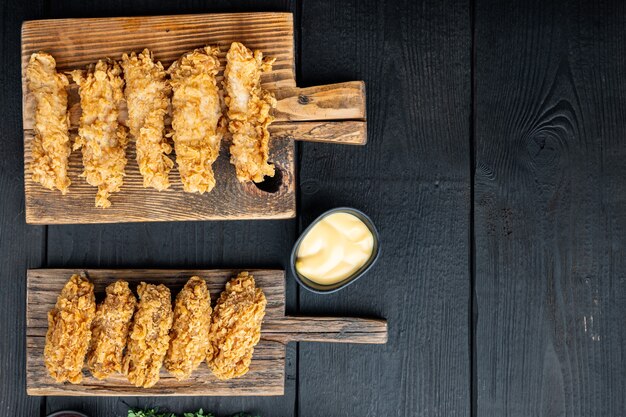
{"left": 272, "top": 81, "right": 366, "bottom": 121}
{"left": 4, "top": 0, "right": 623, "bottom": 416}
{"left": 263, "top": 317, "right": 388, "bottom": 343}
{"left": 475, "top": 1, "right": 626, "bottom": 416}
{"left": 297, "top": 2, "right": 471, "bottom": 417}
{"left": 27, "top": 269, "right": 286, "bottom": 397}
{"left": 21, "top": 13, "right": 296, "bottom": 90}
{"left": 270, "top": 121, "right": 367, "bottom": 145}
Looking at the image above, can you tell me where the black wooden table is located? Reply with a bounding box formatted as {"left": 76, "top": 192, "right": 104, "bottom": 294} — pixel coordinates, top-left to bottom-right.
{"left": 2, "top": 0, "right": 625, "bottom": 416}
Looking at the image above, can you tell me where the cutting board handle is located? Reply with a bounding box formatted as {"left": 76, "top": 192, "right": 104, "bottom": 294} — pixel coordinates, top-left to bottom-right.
{"left": 262, "top": 316, "right": 387, "bottom": 344}
{"left": 270, "top": 81, "right": 367, "bottom": 145}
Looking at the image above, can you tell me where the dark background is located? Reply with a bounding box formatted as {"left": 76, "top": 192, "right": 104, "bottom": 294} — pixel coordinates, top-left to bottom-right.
{"left": 2, "top": 0, "right": 625, "bottom": 416}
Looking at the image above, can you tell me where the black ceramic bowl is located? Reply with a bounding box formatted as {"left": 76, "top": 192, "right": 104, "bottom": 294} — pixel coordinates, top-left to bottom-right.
{"left": 290, "top": 207, "right": 380, "bottom": 294}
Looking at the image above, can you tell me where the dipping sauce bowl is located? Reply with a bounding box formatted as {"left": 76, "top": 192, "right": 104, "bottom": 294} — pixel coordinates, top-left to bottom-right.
{"left": 290, "top": 207, "right": 380, "bottom": 294}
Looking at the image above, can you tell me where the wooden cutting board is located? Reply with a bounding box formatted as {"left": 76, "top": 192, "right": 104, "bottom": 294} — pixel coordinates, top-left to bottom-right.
{"left": 21, "top": 13, "right": 367, "bottom": 224}
{"left": 26, "top": 269, "right": 387, "bottom": 396}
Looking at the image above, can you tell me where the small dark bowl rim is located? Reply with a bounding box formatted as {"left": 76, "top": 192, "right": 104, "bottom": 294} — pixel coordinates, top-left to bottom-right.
{"left": 47, "top": 412, "right": 90, "bottom": 417}
{"left": 290, "top": 207, "right": 380, "bottom": 294}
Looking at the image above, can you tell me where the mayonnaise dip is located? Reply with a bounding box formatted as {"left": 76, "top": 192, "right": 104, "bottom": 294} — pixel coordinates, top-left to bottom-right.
{"left": 295, "top": 212, "right": 374, "bottom": 285}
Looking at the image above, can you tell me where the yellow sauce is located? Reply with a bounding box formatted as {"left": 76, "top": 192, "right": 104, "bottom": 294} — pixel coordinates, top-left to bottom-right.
{"left": 295, "top": 212, "right": 374, "bottom": 285}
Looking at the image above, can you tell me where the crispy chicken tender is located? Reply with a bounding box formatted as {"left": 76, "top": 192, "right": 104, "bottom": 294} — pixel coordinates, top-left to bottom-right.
{"left": 72, "top": 59, "right": 128, "bottom": 208}
{"left": 168, "top": 46, "right": 225, "bottom": 194}
{"left": 224, "top": 42, "right": 277, "bottom": 183}
{"left": 206, "top": 272, "right": 267, "bottom": 380}
{"left": 87, "top": 280, "right": 137, "bottom": 380}
{"left": 44, "top": 273, "right": 96, "bottom": 384}
{"left": 27, "top": 52, "right": 72, "bottom": 194}
{"left": 165, "top": 276, "right": 212, "bottom": 380}
{"left": 121, "top": 49, "right": 173, "bottom": 191}
{"left": 123, "top": 283, "right": 173, "bottom": 388}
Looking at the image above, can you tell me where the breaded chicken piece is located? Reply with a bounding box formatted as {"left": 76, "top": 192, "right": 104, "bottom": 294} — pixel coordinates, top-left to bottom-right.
{"left": 27, "top": 52, "right": 72, "bottom": 194}
{"left": 168, "top": 46, "right": 224, "bottom": 194}
{"left": 121, "top": 49, "right": 173, "bottom": 191}
{"left": 122, "top": 283, "right": 173, "bottom": 388}
{"left": 224, "top": 42, "right": 276, "bottom": 183}
{"left": 206, "top": 272, "right": 266, "bottom": 380}
{"left": 72, "top": 59, "right": 128, "bottom": 208}
{"left": 87, "top": 280, "right": 137, "bottom": 380}
{"left": 165, "top": 276, "right": 212, "bottom": 380}
{"left": 44, "top": 273, "right": 96, "bottom": 384}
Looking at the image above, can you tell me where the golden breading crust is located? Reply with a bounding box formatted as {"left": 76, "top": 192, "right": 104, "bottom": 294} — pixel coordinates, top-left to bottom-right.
{"left": 206, "top": 272, "right": 267, "bottom": 380}
{"left": 44, "top": 274, "right": 96, "bottom": 384}
{"left": 224, "top": 42, "right": 277, "bottom": 183}
{"left": 165, "top": 276, "right": 212, "bottom": 380}
{"left": 27, "top": 52, "right": 72, "bottom": 194}
{"left": 168, "top": 46, "right": 225, "bottom": 194}
{"left": 121, "top": 49, "right": 173, "bottom": 191}
{"left": 123, "top": 283, "right": 173, "bottom": 388}
{"left": 87, "top": 280, "right": 137, "bottom": 380}
{"left": 72, "top": 59, "right": 128, "bottom": 208}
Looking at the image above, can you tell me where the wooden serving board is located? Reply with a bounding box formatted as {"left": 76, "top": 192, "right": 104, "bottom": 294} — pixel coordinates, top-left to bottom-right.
{"left": 26, "top": 269, "right": 387, "bottom": 396}
{"left": 21, "top": 13, "right": 367, "bottom": 224}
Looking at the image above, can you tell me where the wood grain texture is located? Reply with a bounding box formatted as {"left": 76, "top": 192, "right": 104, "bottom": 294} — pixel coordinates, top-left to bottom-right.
{"left": 270, "top": 121, "right": 367, "bottom": 145}
{"left": 263, "top": 317, "right": 387, "bottom": 343}
{"left": 26, "top": 269, "right": 386, "bottom": 396}
{"left": 475, "top": 1, "right": 626, "bottom": 416}
{"left": 297, "top": 1, "right": 471, "bottom": 417}
{"left": 273, "top": 81, "right": 366, "bottom": 121}
{"left": 22, "top": 13, "right": 367, "bottom": 224}
{"left": 21, "top": 13, "right": 296, "bottom": 89}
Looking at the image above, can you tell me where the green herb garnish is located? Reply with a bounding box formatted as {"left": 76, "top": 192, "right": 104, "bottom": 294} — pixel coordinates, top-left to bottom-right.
{"left": 128, "top": 408, "right": 258, "bottom": 417}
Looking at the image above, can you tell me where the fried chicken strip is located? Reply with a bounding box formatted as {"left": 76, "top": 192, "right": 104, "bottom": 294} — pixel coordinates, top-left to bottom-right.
{"left": 87, "top": 280, "right": 137, "bottom": 380}
{"left": 72, "top": 59, "right": 128, "bottom": 208}
{"left": 121, "top": 49, "right": 173, "bottom": 191}
{"left": 168, "top": 46, "right": 224, "bottom": 193}
{"left": 165, "top": 276, "right": 212, "bottom": 380}
{"left": 206, "top": 272, "right": 266, "bottom": 380}
{"left": 44, "top": 273, "right": 96, "bottom": 384}
{"left": 224, "top": 42, "right": 277, "bottom": 183}
{"left": 123, "top": 283, "right": 173, "bottom": 388}
{"left": 27, "top": 52, "right": 72, "bottom": 194}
